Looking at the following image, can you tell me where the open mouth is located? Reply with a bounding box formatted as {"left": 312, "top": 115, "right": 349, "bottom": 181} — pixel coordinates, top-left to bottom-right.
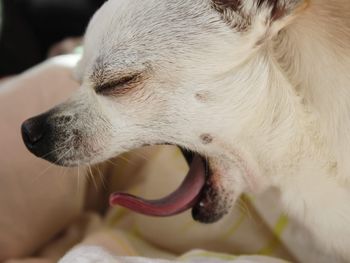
{"left": 110, "top": 148, "right": 226, "bottom": 224}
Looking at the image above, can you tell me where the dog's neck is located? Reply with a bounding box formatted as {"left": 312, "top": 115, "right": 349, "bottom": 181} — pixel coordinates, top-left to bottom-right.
{"left": 268, "top": 0, "right": 350, "bottom": 180}
{"left": 222, "top": 0, "right": 350, "bottom": 186}
{"left": 214, "top": 1, "right": 350, "bottom": 258}
{"left": 239, "top": 2, "right": 350, "bottom": 257}
{"left": 222, "top": 0, "right": 350, "bottom": 200}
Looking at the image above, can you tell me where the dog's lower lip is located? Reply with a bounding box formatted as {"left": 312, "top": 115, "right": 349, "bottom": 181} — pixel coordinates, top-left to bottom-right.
{"left": 109, "top": 153, "right": 207, "bottom": 217}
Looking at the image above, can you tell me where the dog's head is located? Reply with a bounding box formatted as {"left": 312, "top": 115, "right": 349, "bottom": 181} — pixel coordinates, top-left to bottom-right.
{"left": 22, "top": 0, "right": 306, "bottom": 223}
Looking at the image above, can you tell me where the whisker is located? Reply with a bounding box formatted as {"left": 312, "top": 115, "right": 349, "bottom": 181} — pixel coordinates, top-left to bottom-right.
{"left": 32, "top": 162, "right": 56, "bottom": 182}
{"left": 131, "top": 151, "right": 150, "bottom": 162}
{"left": 32, "top": 148, "right": 73, "bottom": 182}
{"left": 107, "top": 159, "right": 119, "bottom": 168}
{"left": 88, "top": 164, "right": 98, "bottom": 191}
{"left": 57, "top": 166, "right": 70, "bottom": 192}
{"left": 53, "top": 148, "right": 73, "bottom": 165}
{"left": 238, "top": 195, "right": 253, "bottom": 220}
{"left": 96, "top": 165, "right": 107, "bottom": 190}
{"left": 118, "top": 155, "right": 138, "bottom": 166}
{"left": 77, "top": 161, "right": 81, "bottom": 196}
{"left": 38, "top": 143, "right": 70, "bottom": 159}
{"left": 38, "top": 136, "right": 73, "bottom": 159}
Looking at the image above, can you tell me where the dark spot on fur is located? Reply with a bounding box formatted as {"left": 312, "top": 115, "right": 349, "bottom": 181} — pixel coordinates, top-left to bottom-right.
{"left": 257, "top": 0, "right": 287, "bottom": 21}
{"left": 212, "top": 0, "right": 290, "bottom": 32}
{"left": 200, "top": 134, "right": 214, "bottom": 145}
{"left": 211, "top": 0, "right": 251, "bottom": 31}
{"left": 212, "top": 0, "right": 241, "bottom": 12}
{"left": 195, "top": 92, "right": 210, "bottom": 102}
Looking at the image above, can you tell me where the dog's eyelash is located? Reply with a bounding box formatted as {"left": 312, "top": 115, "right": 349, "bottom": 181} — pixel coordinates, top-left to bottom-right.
{"left": 95, "top": 74, "right": 139, "bottom": 95}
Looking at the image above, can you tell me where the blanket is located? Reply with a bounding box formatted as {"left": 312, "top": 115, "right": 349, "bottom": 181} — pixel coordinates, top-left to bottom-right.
{"left": 59, "top": 146, "right": 335, "bottom": 263}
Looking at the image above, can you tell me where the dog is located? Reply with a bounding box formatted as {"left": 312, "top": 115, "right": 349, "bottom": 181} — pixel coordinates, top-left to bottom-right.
{"left": 21, "top": 0, "right": 350, "bottom": 261}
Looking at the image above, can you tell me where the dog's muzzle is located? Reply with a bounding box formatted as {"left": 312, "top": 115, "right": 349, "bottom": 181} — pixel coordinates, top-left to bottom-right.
{"left": 21, "top": 115, "right": 231, "bottom": 224}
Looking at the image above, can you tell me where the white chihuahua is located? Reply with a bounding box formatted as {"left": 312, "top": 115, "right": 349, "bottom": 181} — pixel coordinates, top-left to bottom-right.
{"left": 22, "top": 0, "right": 350, "bottom": 261}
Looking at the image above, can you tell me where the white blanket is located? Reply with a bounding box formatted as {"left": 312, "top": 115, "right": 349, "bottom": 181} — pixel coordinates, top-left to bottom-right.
{"left": 60, "top": 247, "right": 287, "bottom": 263}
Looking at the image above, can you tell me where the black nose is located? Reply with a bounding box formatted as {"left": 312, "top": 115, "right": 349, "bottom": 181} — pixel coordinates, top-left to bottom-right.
{"left": 21, "top": 113, "right": 51, "bottom": 157}
{"left": 21, "top": 119, "right": 45, "bottom": 147}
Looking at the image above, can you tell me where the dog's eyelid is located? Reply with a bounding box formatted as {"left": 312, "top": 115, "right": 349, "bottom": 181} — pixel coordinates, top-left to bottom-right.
{"left": 95, "top": 74, "right": 140, "bottom": 95}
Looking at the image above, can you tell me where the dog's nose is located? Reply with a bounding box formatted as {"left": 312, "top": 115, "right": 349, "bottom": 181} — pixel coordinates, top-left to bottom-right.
{"left": 21, "top": 118, "right": 45, "bottom": 146}
{"left": 21, "top": 113, "right": 50, "bottom": 157}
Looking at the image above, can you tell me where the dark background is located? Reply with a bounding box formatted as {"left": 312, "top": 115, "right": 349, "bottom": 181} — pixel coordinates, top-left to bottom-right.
{"left": 0, "top": 0, "right": 105, "bottom": 76}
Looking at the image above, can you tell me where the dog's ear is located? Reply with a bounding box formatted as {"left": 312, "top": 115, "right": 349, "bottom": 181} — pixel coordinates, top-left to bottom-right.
{"left": 212, "top": 0, "right": 308, "bottom": 35}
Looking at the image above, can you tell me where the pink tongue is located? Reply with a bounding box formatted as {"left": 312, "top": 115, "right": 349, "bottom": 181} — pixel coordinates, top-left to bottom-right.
{"left": 109, "top": 154, "right": 206, "bottom": 217}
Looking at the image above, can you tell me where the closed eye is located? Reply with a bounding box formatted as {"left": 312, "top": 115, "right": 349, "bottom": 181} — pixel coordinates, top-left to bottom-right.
{"left": 95, "top": 74, "right": 140, "bottom": 95}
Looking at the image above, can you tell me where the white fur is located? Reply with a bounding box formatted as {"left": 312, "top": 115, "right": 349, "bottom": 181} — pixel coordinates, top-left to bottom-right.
{"left": 47, "top": 0, "right": 350, "bottom": 260}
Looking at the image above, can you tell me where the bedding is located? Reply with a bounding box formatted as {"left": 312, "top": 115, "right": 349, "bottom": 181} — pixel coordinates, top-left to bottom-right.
{"left": 58, "top": 146, "right": 334, "bottom": 263}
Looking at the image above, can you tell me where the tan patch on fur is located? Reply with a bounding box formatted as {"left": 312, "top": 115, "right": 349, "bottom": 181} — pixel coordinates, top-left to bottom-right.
{"left": 296, "top": 0, "right": 311, "bottom": 14}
